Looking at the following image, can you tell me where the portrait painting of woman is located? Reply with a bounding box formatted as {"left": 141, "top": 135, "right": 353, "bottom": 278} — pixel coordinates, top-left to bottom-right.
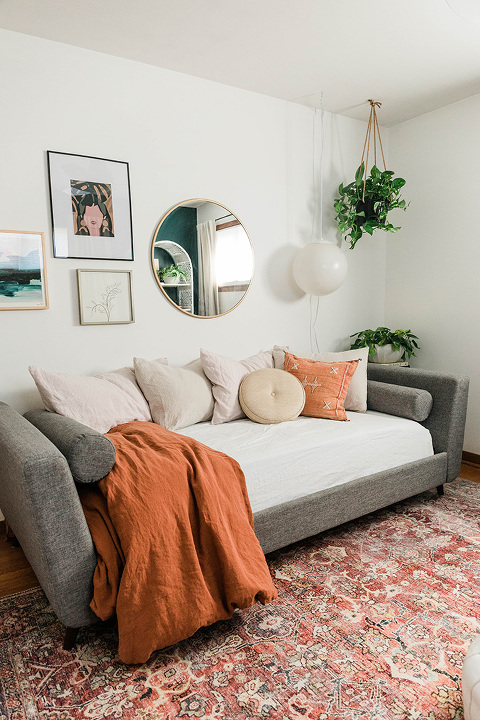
{"left": 71, "top": 180, "right": 114, "bottom": 237}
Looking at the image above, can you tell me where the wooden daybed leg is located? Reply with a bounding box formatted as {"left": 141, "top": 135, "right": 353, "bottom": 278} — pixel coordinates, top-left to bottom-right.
{"left": 437, "top": 484, "right": 445, "bottom": 496}
{"left": 4, "top": 521, "right": 20, "bottom": 547}
{"left": 63, "top": 627, "right": 79, "bottom": 650}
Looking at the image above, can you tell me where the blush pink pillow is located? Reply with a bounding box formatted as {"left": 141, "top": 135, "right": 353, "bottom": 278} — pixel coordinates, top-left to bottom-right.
{"left": 95, "top": 365, "right": 154, "bottom": 421}
{"left": 29, "top": 360, "right": 167, "bottom": 433}
{"left": 200, "top": 348, "right": 274, "bottom": 424}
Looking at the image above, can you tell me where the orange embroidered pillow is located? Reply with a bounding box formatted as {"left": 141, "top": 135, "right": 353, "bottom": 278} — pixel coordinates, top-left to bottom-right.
{"left": 284, "top": 352, "right": 359, "bottom": 421}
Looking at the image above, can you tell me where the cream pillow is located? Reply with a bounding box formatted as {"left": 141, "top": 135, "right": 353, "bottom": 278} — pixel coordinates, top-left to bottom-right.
{"left": 200, "top": 348, "right": 274, "bottom": 424}
{"left": 239, "top": 368, "right": 305, "bottom": 424}
{"left": 134, "top": 357, "right": 214, "bottom": 431}
{"left": 95, "top": 365, "right": 155, "bottom": 421}
{"left": 28, "top": 364, "right": 162, "bottom": 434}
{"left": 273, "top": 345, "right": 368, "bottom": 412}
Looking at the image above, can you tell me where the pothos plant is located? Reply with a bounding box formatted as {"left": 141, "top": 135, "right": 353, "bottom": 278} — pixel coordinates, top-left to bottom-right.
{"left": 350, "top": 326, "right": 419, "bottom": 360}
{"left": 157, "top": 264, "right": 187, "bottom": 282}
{"left": 334, "top": 163, "right": 408, "bottom": 249}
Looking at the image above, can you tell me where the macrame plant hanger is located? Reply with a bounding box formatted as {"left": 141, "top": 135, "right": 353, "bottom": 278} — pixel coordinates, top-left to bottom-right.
{"left": 360, "top": 100, "right": 389, "bottom": 201}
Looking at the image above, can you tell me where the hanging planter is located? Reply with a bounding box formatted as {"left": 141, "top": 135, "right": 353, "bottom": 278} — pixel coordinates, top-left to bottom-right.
{"left": 334, "top": 100, "right": 408, "bottom": 249}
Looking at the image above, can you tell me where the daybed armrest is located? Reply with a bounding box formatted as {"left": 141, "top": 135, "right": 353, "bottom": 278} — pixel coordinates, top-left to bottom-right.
{"left": 0, "top": 402, "right": 97, "bottom": 627}
{"left": 367, "top": 365, "right": 469, "bottom": 482}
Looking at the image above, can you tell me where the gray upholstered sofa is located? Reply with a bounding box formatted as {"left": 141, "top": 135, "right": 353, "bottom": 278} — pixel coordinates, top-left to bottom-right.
{"left": 0, "top": 364, "right": 469, "bottom": 650}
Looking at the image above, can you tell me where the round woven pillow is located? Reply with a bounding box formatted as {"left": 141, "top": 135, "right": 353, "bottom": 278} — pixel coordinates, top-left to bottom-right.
{"left": 239, "top": 368, "right": 305, "bottom": 424}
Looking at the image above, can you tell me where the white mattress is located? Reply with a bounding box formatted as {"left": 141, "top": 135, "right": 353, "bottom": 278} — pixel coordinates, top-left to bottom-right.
{"left": 178, "top": 411, "right": 434, "bottom": 513}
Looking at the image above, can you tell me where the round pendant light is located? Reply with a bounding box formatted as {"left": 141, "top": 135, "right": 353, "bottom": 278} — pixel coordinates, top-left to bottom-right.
{"left": 293, "top": 241, "right": 348, "bottom": 296}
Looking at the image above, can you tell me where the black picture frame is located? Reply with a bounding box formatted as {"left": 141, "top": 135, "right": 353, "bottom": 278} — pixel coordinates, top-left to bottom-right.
{"left": 47, "top": 151, "right": 134, "bottom": 260}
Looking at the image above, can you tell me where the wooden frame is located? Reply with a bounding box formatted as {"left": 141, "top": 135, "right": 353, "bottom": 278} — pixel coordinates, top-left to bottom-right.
{"left": 47, "top": 151, "right": 134, "bottom": 260}
{"left": 0, "top": 230, "right": 48, "bottom": 311}
{"left": 77, "top": 269, "right": 134, "bottom": 325}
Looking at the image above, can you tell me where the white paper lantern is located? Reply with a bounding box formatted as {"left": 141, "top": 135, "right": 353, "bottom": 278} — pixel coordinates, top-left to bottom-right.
{"left": 293, "top": 241, "right": 348, "bottom": 296}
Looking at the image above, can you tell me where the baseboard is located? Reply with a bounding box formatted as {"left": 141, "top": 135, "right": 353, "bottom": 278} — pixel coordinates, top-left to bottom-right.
{"left": 462, "top": 451, "right": 480, "bottom": 467}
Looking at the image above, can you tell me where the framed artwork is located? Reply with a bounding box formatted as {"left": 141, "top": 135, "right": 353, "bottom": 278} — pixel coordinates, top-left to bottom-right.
{"left": 47, "top": 151, "right": 134, "bottom": 260}
{"left": 77, "top": 269, "right": 134, "bottom": 325}
{"left": 0, "top": 230, "right": 48, "bottom": 310}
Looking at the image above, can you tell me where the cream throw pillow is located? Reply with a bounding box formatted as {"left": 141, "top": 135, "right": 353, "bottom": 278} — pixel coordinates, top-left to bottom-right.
{"left": 28, "top": 363, "right": 162, "bottom": 433}
{"left": 200, "top": 348, "right": 274, "bottom": 424}
{"left": 273, "top": 345, "right": 368, "bottom": 412}
{"left": 134, "top": 357, "right": 214, "bottom": 431}
{"left": 239, "top": 368, "right": 305, "bottom": 424}
{"left": 95, "top": 365, "right": 154, "bottom": 421}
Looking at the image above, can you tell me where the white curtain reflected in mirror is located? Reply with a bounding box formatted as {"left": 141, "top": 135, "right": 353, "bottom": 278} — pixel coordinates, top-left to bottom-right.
{"left": 152, "top": 200, "right": 254, "bottom": 318}
{"left": 197, "top": 221, "right": 219, "bottom": 316}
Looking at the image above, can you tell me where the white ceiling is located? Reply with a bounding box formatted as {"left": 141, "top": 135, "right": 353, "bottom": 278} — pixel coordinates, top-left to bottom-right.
{"left": 2, "top": 0, "right": 480, "bottom": 126}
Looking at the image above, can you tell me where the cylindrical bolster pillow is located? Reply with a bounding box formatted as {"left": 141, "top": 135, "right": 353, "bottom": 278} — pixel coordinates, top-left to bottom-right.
{"left": 24, "top": 409, "right": 116, "bottom": 483}
{"left": 239, "top": 368, "right": 305, "bottom": 424}
{"left": 367, "top": 380, "right": 433, "bottom": 422}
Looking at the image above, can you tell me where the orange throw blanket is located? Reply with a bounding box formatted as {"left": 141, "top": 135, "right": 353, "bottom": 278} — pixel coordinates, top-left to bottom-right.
{"left": 79, "top": 421, "right": 277, "bottom": 664}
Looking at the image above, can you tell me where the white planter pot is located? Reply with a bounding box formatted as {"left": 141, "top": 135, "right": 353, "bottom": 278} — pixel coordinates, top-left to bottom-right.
{"left": 162, "top": 276, "right": 179, "bottom": 285}
{"left": 369, "top": 344, "right": 404, "bottom": 364}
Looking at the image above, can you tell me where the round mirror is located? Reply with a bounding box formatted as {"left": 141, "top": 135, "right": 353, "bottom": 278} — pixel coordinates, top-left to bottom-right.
{"left": 152, "top": 199, "right": 254, "bottom": 318}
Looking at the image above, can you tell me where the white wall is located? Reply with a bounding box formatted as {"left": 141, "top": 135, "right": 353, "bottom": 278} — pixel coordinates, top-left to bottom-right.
{"left": 388, "top": 95, "right": 480, "bottom": 453}
{"left": 0, "top": 29, "right": 386, "bottom": 413}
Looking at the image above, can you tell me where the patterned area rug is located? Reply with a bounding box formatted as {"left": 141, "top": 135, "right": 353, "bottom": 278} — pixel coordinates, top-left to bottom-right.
{"left": 1, "top": 480, "right": 479, "bottom": 720}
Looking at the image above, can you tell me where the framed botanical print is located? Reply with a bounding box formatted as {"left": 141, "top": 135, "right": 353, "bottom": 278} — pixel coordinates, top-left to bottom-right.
{"left": 0, "top": 230, "right": 48, "bottom": 310}
{"left": 77, "top": 269, "right": 134, "bottom": 325}
{"left": 47, "top": 151, "right": 134, "bottom": 260}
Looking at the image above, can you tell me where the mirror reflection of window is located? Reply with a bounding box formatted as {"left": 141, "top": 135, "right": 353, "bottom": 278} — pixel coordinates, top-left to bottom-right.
{"left": 215, "top": 222, "right": 254, "bottom": 286}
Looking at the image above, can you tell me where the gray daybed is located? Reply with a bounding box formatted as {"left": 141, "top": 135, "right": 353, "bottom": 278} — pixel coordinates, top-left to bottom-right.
{"left": 0, "top": 365, "right": 469, "bottom": 650}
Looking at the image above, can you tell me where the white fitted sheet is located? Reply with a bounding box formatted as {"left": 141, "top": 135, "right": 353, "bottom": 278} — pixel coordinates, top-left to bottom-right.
{"left": 178, "top": 411, "right": 434, "bottom": 513}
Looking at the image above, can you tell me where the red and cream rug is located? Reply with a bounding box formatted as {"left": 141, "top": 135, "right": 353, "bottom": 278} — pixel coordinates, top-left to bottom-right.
{"left": 1, "top": 480, "right": 479, "bottom": 719}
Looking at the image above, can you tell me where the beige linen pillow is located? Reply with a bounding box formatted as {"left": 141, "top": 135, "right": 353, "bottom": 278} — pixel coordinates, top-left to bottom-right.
{"left": 95, "top": 365, "right": 155, "bottom": 421}
{"left": 134, "top": 357, "right": 214, "bottom": 431}
{"left": 200, "top": 348, "right": 274, "bottom": 424}
{"left": 28, "top": 364, "right": 162, "bottom": 434}
{"left": 239, "top": 368, "right": 305, "bottom": 424}
{"left": 273, "top": 345, "right": 368, "bottom": 412}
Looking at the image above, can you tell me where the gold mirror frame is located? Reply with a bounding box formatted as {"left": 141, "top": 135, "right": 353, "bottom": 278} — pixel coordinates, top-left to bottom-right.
{"left": 151, "top": 199, "right": 254, "bottom": 318}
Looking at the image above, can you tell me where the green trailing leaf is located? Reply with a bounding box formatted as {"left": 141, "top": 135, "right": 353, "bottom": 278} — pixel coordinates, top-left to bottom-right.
{"left": 355, "top": 163, "right": 365, "bottom": 184}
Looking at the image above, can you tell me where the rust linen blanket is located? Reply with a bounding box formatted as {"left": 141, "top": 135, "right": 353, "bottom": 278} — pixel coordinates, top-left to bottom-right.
{"left": 79, "top": 420, "right": 277, "bottom": 664}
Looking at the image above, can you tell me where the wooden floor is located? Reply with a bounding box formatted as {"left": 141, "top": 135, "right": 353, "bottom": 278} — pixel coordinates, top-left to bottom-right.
{"left": 1, "top": 462, "right": 479, "bottom": 599}
{"left": 0, "top": 524, "right": 40, "bottom": 597}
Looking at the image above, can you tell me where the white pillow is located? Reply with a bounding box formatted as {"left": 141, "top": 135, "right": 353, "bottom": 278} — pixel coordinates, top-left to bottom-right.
{"left": 273, "top": 345, "right": 368, "bottom": 412}
{"left": 95, "top": 365, "right": 153, "bottom": 421}
{"left": 28, "top": 362, "right": 166, "bottom": 434}
{"left": 134, "top": 357, "right": 214, "bottom": 431}
{"left": 239, "top": 368, "right": 305, "bottom": 424}
{"left": 200, "top": 348, "right": 274, "bottom": 424}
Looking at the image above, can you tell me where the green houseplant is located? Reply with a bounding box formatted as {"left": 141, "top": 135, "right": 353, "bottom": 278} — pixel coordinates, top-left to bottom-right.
{"left": 350, "top": 326, "right": 419, "bottom": 363}
{"left": 157, "top": 264, "right": 187, "bottom": 284}
{"left": 334, "top": 163, "right": 407, "bottom": 249}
